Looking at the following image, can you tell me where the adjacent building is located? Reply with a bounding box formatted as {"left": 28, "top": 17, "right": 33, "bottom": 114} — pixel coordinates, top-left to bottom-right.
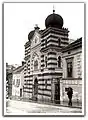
{"left": 62, "top": 38, "right": 82, "bottom": 103}
{"left": 6, "top": 63, "right": 15, "bottom": 99}
{"left": 12, "top": 62, "right": 24, "bottom": 99}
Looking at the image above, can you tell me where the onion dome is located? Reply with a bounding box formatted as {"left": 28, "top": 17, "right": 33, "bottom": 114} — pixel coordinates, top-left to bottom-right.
{"left": 28, "top": 30, "right": 35, "bottom": 40}
{"left": 45, "top": 10, "right": 64, "bottom": 29}
{"left": 28, "top": 25, "right": 40, "bottom": 41}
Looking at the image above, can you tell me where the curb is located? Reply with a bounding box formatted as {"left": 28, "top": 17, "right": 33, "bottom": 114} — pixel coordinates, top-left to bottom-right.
{"left": 30, "top": 100, "right": 82, "bottom": 109}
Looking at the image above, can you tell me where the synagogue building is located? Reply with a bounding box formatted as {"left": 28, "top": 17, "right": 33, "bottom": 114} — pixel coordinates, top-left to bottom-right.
{"left": 23, "top": 10, "right": 82, "bottom": 104}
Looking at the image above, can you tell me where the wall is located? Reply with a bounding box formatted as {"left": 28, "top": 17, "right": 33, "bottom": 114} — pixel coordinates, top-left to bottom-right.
{"left": 62, "top": 79, "right": 82, "bottom": 103}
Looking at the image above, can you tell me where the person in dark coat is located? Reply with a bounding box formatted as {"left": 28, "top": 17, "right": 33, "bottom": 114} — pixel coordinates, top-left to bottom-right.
{"left": 67, "top": 87, "right": 73, "bottom": 106}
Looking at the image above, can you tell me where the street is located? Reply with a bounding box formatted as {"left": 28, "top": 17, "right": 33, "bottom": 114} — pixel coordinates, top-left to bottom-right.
{"left": 6, "top": 100, "right": 82, "bottom": 114}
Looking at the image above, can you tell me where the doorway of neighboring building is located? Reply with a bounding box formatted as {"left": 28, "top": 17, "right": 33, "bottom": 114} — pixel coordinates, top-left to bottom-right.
{"left": 54, "top": 80, "right": 60, "bottom": 104}
{"left": 20, "top": 88, "right": 22, "bottom": 97}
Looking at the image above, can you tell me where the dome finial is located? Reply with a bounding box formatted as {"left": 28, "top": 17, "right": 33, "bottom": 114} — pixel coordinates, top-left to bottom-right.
{"left": 53, "top": 5, "right": 55, "bottom": 13}
{"left": 34, "top": 24, "right": 40, "bottom": 30}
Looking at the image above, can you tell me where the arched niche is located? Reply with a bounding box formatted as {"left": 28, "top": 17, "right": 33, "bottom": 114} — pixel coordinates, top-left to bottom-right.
{"left": 31, "top": 52, "right": 40, "bottom": 70}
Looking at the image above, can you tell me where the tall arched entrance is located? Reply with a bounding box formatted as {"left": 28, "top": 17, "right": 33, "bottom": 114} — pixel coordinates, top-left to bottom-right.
{"left": 52, "top": 78, "right": 60, "bottom": 104}
{"left": 33, "top": 77, "right": 38, "bottom": 101}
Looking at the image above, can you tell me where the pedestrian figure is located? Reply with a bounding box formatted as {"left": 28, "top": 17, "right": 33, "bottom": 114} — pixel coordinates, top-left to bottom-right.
{"left": 67, "top": 87, "right": 73, "bottom": 106}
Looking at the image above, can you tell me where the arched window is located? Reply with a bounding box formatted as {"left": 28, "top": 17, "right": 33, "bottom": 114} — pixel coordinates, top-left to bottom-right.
{"left": 45, "top": 56, "right": 47, "bottom": 67}
{"left": 58, "top": 38, "right": 61, "bottom": 46}
{"left": 34, "top": 60, "right": 38, "bottom": 70}
{"left": 58, "top": 56, "right": 61, "bottom": 67}
{"left": 35, "top": 38, "right": 37, "bottom": 43}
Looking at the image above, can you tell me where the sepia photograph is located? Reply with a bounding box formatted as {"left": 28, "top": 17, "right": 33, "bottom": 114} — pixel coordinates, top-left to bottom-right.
{"left": 3, "top": 2, "right": 85, "bottom": 116}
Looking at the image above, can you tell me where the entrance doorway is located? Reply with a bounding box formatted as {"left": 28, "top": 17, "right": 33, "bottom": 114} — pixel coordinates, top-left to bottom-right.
{"left": 20, "top": 88, "right": 22, "bottom": 97}
{"left": 33, "top": 77, "right": 38, "bottom": 101}
{"left": 54, "top": 80, "right": 60, "bottom": 104}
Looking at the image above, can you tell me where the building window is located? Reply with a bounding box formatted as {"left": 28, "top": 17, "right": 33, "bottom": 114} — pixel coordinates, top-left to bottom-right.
{"left": 45, "top": 39, "right": 47, "bottom": 47}
{"left": 16, "top": 79, "right": 20, "bottom": 87}
{"left": 26, "top": 62, "right": 28, "bottom": 73}
{"left": 45, "top": 56, "right": 47, "bottom": 67}
{"left": 58, "top": 38, "right": 61, "bottom": 46}
{"left": 45, "top": 80, "right": 47, "bottom": 89}
{"left": 66, "top": 58, "right": 73, "bottom": 78}
{"left": 35, "top": 37, "right": 37, "bottom": 43}
{"left": 77, "top": 55, "right": 81, "bottom": 78}
{"left": 58, "top": 56, "right": 61, "bottom": 67}
{"left": 67, "top": 62, "right": 73, "bottom": 77}
{"left": 34, "top": 60, "right": 38, "bottom": 70}
{"left": 12, "top": 79, "right": 15, "bottom": 85}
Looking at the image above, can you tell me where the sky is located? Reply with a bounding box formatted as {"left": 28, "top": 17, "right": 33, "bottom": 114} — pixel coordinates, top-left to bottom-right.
{"left": 4, "top": 3, "right": 84, "bottom": 65}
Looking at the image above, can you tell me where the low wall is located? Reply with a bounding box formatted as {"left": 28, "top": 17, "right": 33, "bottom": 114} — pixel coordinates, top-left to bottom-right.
{"left": 61, "top": 79, "right": 82, "bottom": 104}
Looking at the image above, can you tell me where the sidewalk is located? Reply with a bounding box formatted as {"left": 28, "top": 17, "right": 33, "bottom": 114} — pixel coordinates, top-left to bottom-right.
{"left": 60, "top": 101, "right": 82, "bottom": 109}
{"left": 6, "top": 99, "right": 82, "bottom": 113}
{"left": 10, "top": 96, "right": 82, "bottom": 109}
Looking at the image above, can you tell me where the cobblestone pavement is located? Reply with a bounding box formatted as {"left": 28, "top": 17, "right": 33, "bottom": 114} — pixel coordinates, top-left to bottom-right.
{"left": 6, "top": 100, "right": 82, "bottom": 114}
